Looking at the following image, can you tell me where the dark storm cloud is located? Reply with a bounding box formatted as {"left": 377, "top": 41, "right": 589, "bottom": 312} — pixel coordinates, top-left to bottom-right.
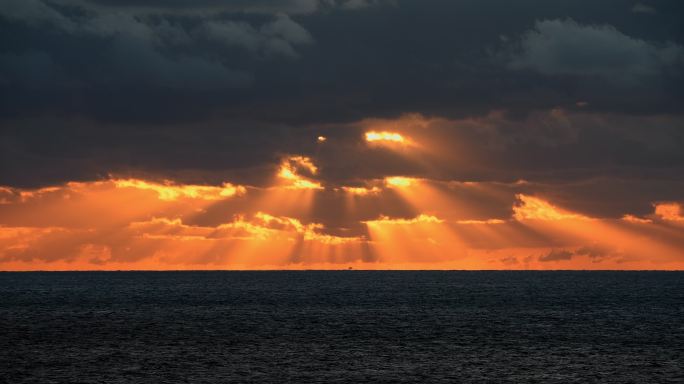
{"left": 1, "top": 0, "right": 683, "bottom": 204}
{"left": 82, "top": 0, "right": 317, "bottom": 9}
{"left": 2, "top": 0, "right": 682, "bottom": 121}
{"left": 80, "top": 0, "right": 387, "bottom": 13}
{"left": 632, "top": 3, "right": 657, "bottom": 14}
{"left": 509, "top": 19, "right": 682, "bottom": 79}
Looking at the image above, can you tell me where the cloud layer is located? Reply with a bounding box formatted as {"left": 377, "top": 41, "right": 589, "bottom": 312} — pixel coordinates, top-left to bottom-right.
{"left": 1, "top": 1, "right": 683, "bottom": 269}
{"left": 0, "top": 170, "right": 682, "bottom": 269}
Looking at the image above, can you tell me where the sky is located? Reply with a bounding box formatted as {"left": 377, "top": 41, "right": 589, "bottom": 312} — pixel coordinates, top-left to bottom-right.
{"left": 1, "top": 0, "right": 683, "bottom": 270}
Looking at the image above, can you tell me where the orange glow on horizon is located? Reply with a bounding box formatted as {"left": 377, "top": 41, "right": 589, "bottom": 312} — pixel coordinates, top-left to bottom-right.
{"left": 0, "top": 170, "right": 683, "bottom": 270}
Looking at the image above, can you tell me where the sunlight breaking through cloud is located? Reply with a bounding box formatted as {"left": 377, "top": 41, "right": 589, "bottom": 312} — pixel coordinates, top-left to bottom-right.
{"left": 113, "top": 179, "right": 245, "bottom": 201}
{"left": 365, "top": 131, "right": 406, "bottom": 143}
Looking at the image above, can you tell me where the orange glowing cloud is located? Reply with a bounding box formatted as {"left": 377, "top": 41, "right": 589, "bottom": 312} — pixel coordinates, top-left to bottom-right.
{"left": 250, "top": 212, "right": 363, "bottom": 245}
{"left": 113, "top": 178, "right": 245, "bottom": 201}
{"left": 130, "top": 212, "right": 361, "bottom": 246}
{"left": 513, "top": 194, "right": 589, "bottom": 221}
{"left": 0, "top": 163, "right": 683, "bottom": 270}
{"left": 148, "top": 212, "right": 366, "bottom": 263}
{"left": 456, "top": 219, "right": 507, "bottom": 225}
{"left": 277, "top": 156, "right": 323, "bottom": 190}
{"left": 622, "top": 215, "right": 653, "bottom": 224}
{"left": 341, "top": 186, "right": 382, "bottom": 196}
{"left": 654, "top": 202, "right": 684, "bottom": 221}
{"left": 364, "top": 214, "right": 444, "bottom": 225}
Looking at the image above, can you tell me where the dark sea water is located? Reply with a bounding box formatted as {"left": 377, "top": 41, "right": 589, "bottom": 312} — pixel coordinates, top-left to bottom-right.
{"left": 1, "top": 271, "right": 683, "bottom": 383}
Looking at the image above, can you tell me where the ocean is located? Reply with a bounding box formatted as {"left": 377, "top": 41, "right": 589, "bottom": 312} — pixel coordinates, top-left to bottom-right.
{"left": 1, "top": 271, "right": 682, "bottom": 383}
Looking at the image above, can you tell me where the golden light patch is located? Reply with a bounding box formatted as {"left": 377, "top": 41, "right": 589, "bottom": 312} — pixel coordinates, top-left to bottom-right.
{"left": 513, "top": 194, "right": 589, "bottom": 221}
{"left": 283, "top": 178, "right": 322, "bottom": 190}
{"left": 457, "top": 219, "right": 506, "bottom": 225}
{"left": 317, "top": 136, "right": 327, "bottom": 143}
{"left": 365, "top": 214, "right": 444, "bottom": 225}
{"left": 342, "top": 186, "right": 382, "bottom": 196}
{"left": 365, "top": 131, "right": 404, "bottom": 142}
{"left": 365, "top": 131, "right": 407, "bottom": 144}
{"left": 114, "top": 178, "right": 244, "bottom": 201}
{"left": 280, "top": 177, "right": 323, "bottom": 190}
{"left": 385, "top": 176, "right": 415, "bottom": 188}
